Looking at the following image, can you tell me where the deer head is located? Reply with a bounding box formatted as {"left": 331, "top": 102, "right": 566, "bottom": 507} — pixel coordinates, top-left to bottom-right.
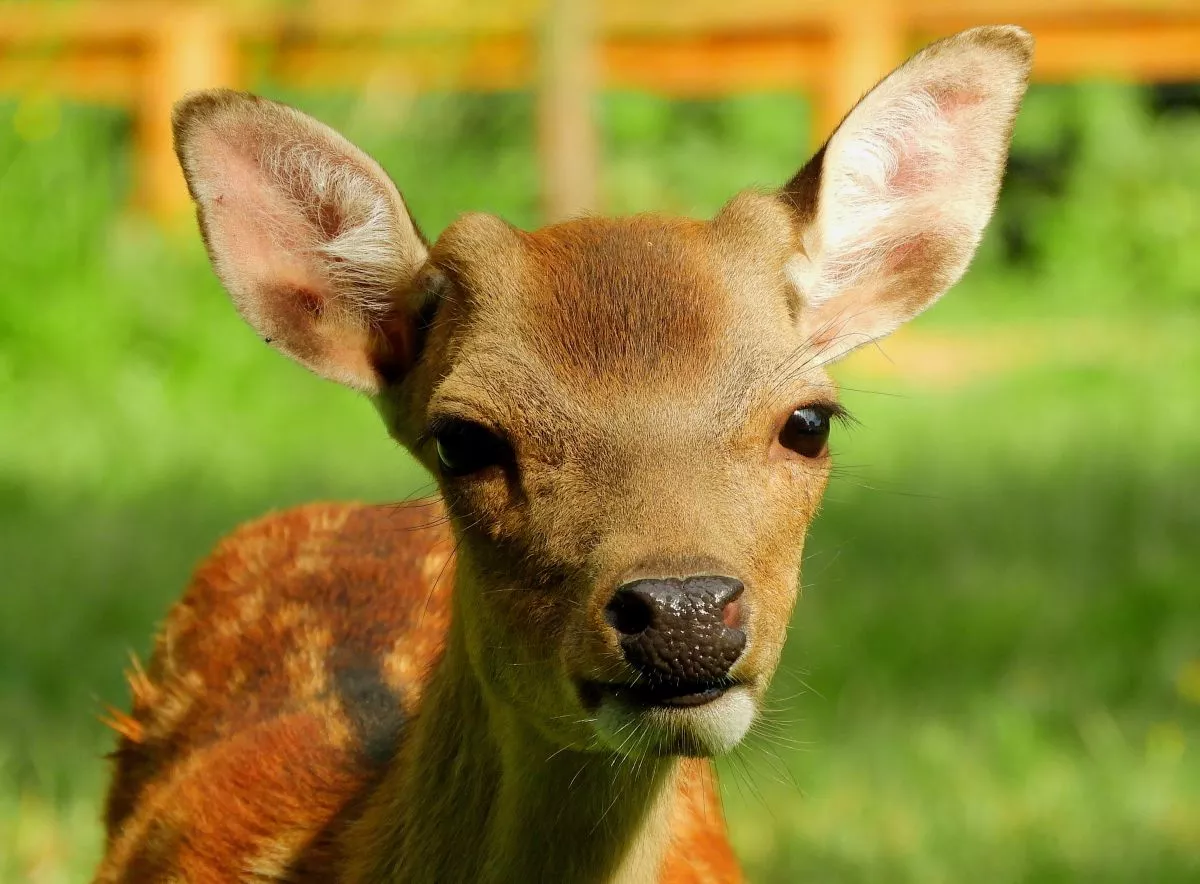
{"left": 172, "top": 26, "right": 1031, "bottom": 760}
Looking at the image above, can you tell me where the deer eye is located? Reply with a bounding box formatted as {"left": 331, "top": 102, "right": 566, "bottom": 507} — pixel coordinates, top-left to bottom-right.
{"left": 433, "top": 419, "right": 510, "bottom": 478}
{"left": 779, "top": 406, "right": 832, "bottom": 458}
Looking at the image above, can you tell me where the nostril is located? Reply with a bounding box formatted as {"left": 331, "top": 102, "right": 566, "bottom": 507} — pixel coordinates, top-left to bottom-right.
{"left": 722, "top": 597, "right": 742, "bottom": 629}
{"left": 604, "top": 589, "right": 653, "bottom": 636}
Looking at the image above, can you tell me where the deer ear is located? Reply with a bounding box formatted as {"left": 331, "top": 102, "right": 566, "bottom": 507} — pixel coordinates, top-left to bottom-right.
{"left": 782, "top": 26, "right": 1032, "bottom": 363}
{"left": 173, "top": 89, "right": 430, "bottom": 394}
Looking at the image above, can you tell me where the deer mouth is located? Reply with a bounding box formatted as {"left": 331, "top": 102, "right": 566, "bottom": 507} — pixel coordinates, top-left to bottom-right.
{"left": 586, "top": 677, "right": 757, "bottom": 757}
{"left": 581, "top": 678, "right": 738, "bottom": 709}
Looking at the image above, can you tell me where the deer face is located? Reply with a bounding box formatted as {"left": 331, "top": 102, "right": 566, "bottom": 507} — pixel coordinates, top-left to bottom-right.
{"left": 388, "top": 205, "right": 838, "bottom": 756}
{"left": 173, "top": 27, "right": 1031, "bottom": 758}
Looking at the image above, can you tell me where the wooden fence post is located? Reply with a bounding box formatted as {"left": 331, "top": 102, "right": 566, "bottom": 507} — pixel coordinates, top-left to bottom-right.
{"left": 537, "top": 0, "right": 599, "bottom": 222}
{"left": 816, "top": 0, "right": 904, "bottom": 147}
{"left": 136, "top": 5, "right": 237, "bottom": 221}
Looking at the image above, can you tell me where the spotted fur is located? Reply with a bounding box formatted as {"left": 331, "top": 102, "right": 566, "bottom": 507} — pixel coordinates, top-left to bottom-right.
{"left": 98, "top": 503, "right": 738, "bottom": 882}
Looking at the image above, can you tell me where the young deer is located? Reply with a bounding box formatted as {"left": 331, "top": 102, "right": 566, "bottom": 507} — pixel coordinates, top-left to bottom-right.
{"left": 97, "top": 26, "right": 1032, "bottom": 883}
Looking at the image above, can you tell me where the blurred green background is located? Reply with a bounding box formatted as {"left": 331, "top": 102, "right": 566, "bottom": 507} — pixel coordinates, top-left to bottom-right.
{"left": 2, "top": 80, "right": 1199, "bottom": 881}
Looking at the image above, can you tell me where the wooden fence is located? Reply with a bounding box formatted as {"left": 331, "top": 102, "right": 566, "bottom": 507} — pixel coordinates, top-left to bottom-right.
{"left": 2, "top": 0, "right": 1199, "bottom": 222}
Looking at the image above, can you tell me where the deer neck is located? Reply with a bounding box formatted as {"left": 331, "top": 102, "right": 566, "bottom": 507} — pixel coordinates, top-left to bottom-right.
{"left": 344, "top": 580, "right": 681, "bottom": 884}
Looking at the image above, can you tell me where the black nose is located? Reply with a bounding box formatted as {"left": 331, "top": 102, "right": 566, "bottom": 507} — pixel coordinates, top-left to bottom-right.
{"left": 605, "top": 576, "right": 746, "bottom": 685}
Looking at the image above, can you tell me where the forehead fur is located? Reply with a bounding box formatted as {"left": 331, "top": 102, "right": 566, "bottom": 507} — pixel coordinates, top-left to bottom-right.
{"left": 515, "top": 216, "right": 728, "bottom": 385}
{"left": 429, "top": 199, "right": 800, "bottom": 396}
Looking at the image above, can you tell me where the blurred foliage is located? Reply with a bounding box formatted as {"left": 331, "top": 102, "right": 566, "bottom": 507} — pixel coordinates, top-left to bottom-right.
{"left": 983, "top": 83, "right": 1200, "bottom": 312}
{"left": 0, "top": 80, "right": 1198, "bottom": 881}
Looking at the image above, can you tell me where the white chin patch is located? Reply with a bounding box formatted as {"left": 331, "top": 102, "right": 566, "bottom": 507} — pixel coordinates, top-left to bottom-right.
{"left": 593, "top": 686, "right": 756, "bottom": 758}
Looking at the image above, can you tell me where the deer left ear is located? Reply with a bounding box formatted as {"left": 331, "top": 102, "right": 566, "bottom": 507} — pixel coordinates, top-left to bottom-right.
{"left": 782, "top": 25, "right": 1033, "bottom": 363}
{"left": 173, "top": 89, "right": 432, "bottom": 394}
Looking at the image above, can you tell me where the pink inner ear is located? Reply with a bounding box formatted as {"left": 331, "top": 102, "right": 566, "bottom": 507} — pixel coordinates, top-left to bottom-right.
{"left": 931, "top": 84, "right": 987, "bottom": 117}
{"left": 176, "top": 92, "right": 432, "bottom": 393}
{"left": 795, "top": 28, "right": 1030, "bottom": 363}
{"left": 191, "top": 128, "right": 332, "bottom": 317}
{"left": 801, "top": 76, "right": 1005, "bottom": 320}
{"left": 888, "top": 141, "right": 940, "bottom": 196}
{"left": 886, "top": 82, "right": 988, "bottom": 197}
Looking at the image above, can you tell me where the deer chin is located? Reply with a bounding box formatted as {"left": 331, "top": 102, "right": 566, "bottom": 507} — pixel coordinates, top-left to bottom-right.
{"left": 590, "top": 682, "right": 757, "bottom": 758}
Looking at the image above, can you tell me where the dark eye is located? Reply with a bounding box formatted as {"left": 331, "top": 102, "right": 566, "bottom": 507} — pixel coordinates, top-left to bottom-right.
{"left": 433, "top": 419, "right": 510, "bottom": 478}
{"left": 779, "top": 406, "right": 832, "bottom": 458}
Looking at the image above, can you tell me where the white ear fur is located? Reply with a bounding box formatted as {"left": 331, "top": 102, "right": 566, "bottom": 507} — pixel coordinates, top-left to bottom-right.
{"left": 173, "top": 89, "right": 429, "bottom": 393}
{"left": 785, "top": 25, "right": 1033, "bottom": 363}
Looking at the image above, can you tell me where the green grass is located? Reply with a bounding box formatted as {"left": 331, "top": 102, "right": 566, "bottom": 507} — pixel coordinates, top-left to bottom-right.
{"left": 1, "top": 83, "right": 1198, "bottom": 881}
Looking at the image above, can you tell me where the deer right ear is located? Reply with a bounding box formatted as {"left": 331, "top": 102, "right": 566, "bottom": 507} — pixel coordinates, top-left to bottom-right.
{"left": 781, "top": 26, "right": 1032, "bottom": 364}
{"left": 173, "top": 89, "right": 430, "bottom": 394}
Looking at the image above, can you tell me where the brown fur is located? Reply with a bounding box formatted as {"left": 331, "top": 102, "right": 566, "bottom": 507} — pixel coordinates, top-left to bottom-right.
{"left": 97, "top": 503, "right": 737, "bottom": 883}
{"left": 98, "top": 504, "right": 443, "bottom": 879}
{"left": 97, "top": 26, "right": 1032, "bottom": 884}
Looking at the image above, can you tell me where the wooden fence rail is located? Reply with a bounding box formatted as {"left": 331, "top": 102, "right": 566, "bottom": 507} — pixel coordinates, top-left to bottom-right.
{"left": 2, "top": 0, "right": 1198, "bottom": 222}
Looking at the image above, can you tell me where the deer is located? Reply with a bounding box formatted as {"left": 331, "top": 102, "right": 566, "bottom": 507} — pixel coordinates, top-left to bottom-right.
{"left": 95, "top": 25, "right": 1032, "bottom": 883}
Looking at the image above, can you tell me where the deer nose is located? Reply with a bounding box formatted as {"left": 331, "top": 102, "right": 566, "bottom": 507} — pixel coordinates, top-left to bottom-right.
{"left": 604, "top": 576, "right": 747, "bottom": 684}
